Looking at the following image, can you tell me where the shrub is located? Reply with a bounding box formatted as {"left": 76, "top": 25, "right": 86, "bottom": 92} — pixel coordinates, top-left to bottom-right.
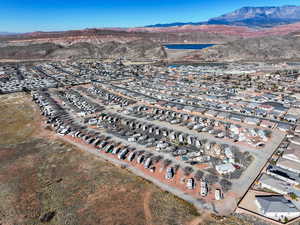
{"left": 205, "top": 174, "right": 219, "bottom": 184}
{"left": 173, "top": 164, "right": 180, "bottom": 173}
{"left": 289, "top": 192, "right": 297, "bottom": 200}
{"left": 229, "top": 169, "right": 244, "bottom": 179}
{"left": 194, "top": 170, "right": 204, "bottom": 181}
{"left": 152, "top": 155, "right": 163, "bottom": 163}
{"left": 220, "top": 179, "right": 232, "bottom": 192}
{"left": 163, "top": 159, "right": 172, "bottom": 168}
{"left": 183, "top": 166, "right": 194, "bottom": 176}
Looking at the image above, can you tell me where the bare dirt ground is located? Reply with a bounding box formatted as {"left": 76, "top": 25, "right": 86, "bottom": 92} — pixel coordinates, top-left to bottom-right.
{"left": 165, "top": 49, "right": 198, "bottom": 61}
{"left": 143, "top": 190, "right": 154, "bottom": 225}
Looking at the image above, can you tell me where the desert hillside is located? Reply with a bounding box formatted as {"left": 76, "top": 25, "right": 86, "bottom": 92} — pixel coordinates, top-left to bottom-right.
{"left": 184, "top": 34, "right": 300, "bottom": 62}
{"left": 0, "top": 39, "right": 167, "bottom": 60}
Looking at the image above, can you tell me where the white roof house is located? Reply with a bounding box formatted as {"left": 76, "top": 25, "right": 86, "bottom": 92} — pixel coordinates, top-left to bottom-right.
{"left": 244, "top": 117, "right": 260, "bottom": 125}
{"left": 215, "top": 163, "right": 235, "bottom": 175}
{"left": 224, "top": 147, "right": 234, "bottom": 159}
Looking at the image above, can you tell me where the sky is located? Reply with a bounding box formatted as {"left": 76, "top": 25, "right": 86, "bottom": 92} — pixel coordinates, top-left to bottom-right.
{"left": 0, "top": 0, "right": 300, "bottom": 33}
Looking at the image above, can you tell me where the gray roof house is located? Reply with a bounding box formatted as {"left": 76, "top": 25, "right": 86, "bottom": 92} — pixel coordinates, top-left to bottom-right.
{"left": 255, "top": 195, "right": 300, "bottom": 221}
{"left": 277, "top": 157, "right": 300, "bottom": 174}
{"left": 258, "top": 173, "right": 290, "bottom": 195}
{"left": 266, "top": 165, "right": 300, "bottom": 185}
{"left": 282, "top": 145, "right": 300, "bottom": 164}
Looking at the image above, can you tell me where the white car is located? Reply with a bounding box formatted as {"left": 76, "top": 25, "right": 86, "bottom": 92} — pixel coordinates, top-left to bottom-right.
{"left": 186, "top": 178, "right": 195, "bottom": 190}
{"left": 165, "top": 167, "right": 174, "bottom": 180}
{"left": 215, "top": 189, "right": 222, "bottom": 200}
{"left": 200, "top": 181, "right": 208, "bottom": 197}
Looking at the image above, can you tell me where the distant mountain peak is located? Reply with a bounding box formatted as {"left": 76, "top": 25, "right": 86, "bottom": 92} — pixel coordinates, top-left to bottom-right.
{"left": 208, "top": 5, "right": 300, "bottom": 27}
{"left": 146, "top": 5, "right": 300, "bottom": 28}
{"left": 0, "top": 31, "right": 18, "bottom": 35}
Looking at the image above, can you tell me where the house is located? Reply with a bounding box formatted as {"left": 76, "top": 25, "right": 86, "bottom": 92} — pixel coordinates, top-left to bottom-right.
{"left": 260, "top": 104, "right": 274, "bottom": 112}
{"left": 277, "top": 157, "right": 300, "bottom": 174}
{"left": 295, "top": 125, "right": 300, "bottom": 133}
{"left": 255, "top": 195, "right": 300, "bottom": 221}
{"left": 230, "top": 114, "right": 243, "bottom": 122}
{"left": 277, "top": 123, "right": 291, "bottom": 132}
{"left": 243, "top": 107, "right": 254, "bottom": 115}
{"left": 290, "top": 136, "right": 300, "bottom": 146}
{"left": 229, "top": 124, "right": 240, "bottom": 134}
{"left": 284, "top": 114, "right": 298, "bottom": 123}
{"left": 194, "top": 108, "right": 206, "bottom": 114}
{"left": 268, "top": 111, "right": 282, "bottom": 120}
{"left": 217, "top": 112, "right": 229, "bottom": 120}
{"left": 258, "top": 173, "right": 290, "bottom": 195}
{"left": 260, "top": 120, "right": 276, "bottom": 129}
{"left": 224, "top": 147, "right": 234, "bottom": 159}
{"left": 215, "top": 163, "right": 235, "bottom": 175}
{"left": 255, "top": 109, "right": 267, "bottom": 117}
{"left": 231, "top": 105, "right": 241, "bottom": 112}
{"left": 218, "top": 103, "right": 229, "bottom": 110}
{"left": 266, "top": 165, "right": 300, "bottom": 185}
{"left": 282, "top": 147, "right": 300, "bottom": 164}
{"left": 183, "top": 106, "right": 194, "bottom": 112}
{"left": 248, "top": 102, "right": 259, "bottom": 109}
{"left": 262, "top": 93, "right": 277, "bottom": 101}
{"left": 205, "top": 110, "right": 218, "bottom": 117}
{"left": 244, "top": 117, "right": 260, "bottom": 125}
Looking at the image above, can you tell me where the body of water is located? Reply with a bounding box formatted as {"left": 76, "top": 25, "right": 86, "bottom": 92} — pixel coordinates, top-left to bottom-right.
{"left": 164, "top": 43, "right": 215, "bottom": 50}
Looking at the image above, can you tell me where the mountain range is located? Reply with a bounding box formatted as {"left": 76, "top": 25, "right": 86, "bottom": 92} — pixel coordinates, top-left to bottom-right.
{"left": 0, "top": 32, "right": 18, "bottom": 36}
{"left": 1, "top": 5, "right": 300, "bottom": 62}
{"left": 146, "top": 5, "right": 300, "bottom": 28}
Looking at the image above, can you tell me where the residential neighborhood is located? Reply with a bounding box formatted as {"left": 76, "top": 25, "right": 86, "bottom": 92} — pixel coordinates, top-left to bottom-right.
{"left": 2, "top": 59, "right": 300, "bottom": 223}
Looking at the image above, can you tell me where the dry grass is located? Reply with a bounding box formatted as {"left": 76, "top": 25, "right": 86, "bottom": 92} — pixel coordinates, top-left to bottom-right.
{"left": 0, "top": 93, "right": 38, "bottom": 145}
{"left": 150, "top": 191, "right": 199, "bottom": 225}
{"left": 204, "top": 214, "right": 269, "bottom": 225}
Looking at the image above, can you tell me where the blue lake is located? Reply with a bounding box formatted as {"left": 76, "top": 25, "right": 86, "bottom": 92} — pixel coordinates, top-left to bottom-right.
{"left": 164, "top": 44, "right": 215, "bottom": 50}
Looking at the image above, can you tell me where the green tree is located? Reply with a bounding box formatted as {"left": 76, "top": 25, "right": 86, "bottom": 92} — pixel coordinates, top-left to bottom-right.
{"left": 289, "top": 192, "right": 297, "bottom": 200}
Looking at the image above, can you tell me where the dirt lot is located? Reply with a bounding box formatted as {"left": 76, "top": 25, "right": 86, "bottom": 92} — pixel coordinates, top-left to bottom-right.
{"left": 2, "top": 137, "right": 202, "bottom": 225}
{"left": 206, "top": 214, "right": 271, "bottom": 225}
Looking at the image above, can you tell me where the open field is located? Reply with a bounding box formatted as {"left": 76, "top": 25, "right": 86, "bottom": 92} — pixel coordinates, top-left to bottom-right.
{"left": 0, "top": 93, "right": 38, "bottom": 145}
{"left": 0, "top": 137, "right": 201, "bottom": 225}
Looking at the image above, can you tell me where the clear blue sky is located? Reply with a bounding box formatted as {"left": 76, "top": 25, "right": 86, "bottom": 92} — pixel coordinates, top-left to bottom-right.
{"left": 0, "top": 0, "right": 299, "bottom": 32}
